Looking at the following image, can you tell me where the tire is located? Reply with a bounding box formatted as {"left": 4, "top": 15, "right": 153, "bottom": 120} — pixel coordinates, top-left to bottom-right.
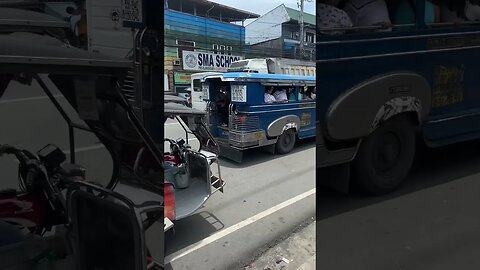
{"left": 353, "top": 116, "right": 415, "bottom": 195}
{"left": 275, "top": 129, "right": 296, "bottom": 154}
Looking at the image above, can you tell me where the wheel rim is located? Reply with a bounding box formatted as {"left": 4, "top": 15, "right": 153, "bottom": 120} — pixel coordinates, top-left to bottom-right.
{"left": 373, "top": 131, "right": 401, "bottom": 173}
{"left": 281, "top": 132, "right": 294, "bottom": 149}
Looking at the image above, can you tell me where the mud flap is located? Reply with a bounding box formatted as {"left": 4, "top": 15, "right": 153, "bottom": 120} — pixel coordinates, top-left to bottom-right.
{"left": 317, "top": 163, "right": 350, "bottom": 194}
{"left": 219, "top": 144, "right": 244, "bottom": 163}
{"left": 263, "top": 144, "right": 276, "bottom": 154}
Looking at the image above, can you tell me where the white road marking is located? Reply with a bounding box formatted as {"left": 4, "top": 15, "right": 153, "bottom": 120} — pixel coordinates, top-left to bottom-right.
{"left": 164, "top": 187, "right": 316, "bottom": 263}
{"left": 165, "top": 122, "right": 179, "bottom": 126}
{"left": 64, "top": 138, "right": 198, "bottom": 154}
{"left": 64, "top": 144, "right": 105, "bottom": 154}
{"left": 0, "top": 95, "right": 63, "bottom": 104}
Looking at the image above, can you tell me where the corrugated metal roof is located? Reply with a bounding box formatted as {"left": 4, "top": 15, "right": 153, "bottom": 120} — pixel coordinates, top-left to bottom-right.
{"left": 284, "top": 6, "right": 315, "bottom": 26}
{"left": 169, "top": 0, "right": 259, "bottom": 21}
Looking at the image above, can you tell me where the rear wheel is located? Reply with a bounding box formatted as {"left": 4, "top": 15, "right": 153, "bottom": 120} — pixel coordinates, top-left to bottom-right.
{"left": 275, "top": 129, "right": 296, "bottom": 154}
{"left": 353, "top": 116, "right": 416, "bottom": 195}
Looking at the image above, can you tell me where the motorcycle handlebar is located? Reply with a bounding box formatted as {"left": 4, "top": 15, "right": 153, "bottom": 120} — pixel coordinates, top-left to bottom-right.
{"left": 0, "top": 144, "right": 33, "bottom": 164}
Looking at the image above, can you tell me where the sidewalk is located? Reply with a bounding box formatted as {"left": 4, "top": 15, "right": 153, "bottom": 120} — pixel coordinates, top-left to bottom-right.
{"left": 245, "top": 219, "right": 316, "bottom": 270}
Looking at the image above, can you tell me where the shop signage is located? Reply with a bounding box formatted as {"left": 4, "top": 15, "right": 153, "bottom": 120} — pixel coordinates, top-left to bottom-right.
{"left": 182, "top": 50, "right": 242, "bottom": 72}
{"left": 174, "top": 72, "right": 192, "bottom": 84}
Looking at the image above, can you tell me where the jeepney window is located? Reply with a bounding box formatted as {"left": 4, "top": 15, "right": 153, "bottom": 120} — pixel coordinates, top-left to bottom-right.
{"left": 220, "top": 45, "right": 225, "bottom": 55}
{"left": 193, "top": 79, "right": 202, "bottom": 92}
{"left": 264, "top": 86, "right": 310, "bottom": 103}
{"left": 301, "top": 69, "right": 305, "bottom": 76}
{"left": 212, "top": 44, "right": 219, "bottom": 54}
{"left": 317, "top": 0, "right": 428, "bottom": 35}
{"left": 389, "top": 0, "right": 440, "bottom": 27}
{"left": 427, "top": 1, "right": 480, "bottom": 28}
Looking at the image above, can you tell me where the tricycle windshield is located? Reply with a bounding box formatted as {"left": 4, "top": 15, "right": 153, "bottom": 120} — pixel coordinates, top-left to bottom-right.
{"left": 164, "top": 101, "right": 219, "bottom": 156}
{"left": 0, "top": 32, "right": 163, "bottom": 195}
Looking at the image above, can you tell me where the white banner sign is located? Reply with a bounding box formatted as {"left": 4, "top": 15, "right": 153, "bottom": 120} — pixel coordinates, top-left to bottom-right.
{"left": 121, "top": 0, "right": 143, "bottom": 23}
{"left": 182, "top": 50, "right": 242, "bottom": 72}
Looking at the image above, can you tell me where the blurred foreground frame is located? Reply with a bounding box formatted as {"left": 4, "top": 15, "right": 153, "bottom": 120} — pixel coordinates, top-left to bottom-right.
{"left": 0, "top": 1, "right": 166, "bottom": 269}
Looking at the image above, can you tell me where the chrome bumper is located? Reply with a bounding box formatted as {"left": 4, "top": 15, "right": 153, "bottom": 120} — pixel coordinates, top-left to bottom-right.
{"left": 228, "top": 130, "right": 266, "bottom": 148}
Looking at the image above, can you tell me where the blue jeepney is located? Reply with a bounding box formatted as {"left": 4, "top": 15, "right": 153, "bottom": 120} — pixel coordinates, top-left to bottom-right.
{"left": 317, "top": 1, "right": 480, "bottom": 195}
{"left": 202, "top": 72, "right": 315, "bottom": 162}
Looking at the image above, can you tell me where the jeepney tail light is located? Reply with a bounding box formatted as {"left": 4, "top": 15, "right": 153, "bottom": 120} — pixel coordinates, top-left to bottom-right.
{"left": 164, "top": 183, "right": 175, "bottom": 221}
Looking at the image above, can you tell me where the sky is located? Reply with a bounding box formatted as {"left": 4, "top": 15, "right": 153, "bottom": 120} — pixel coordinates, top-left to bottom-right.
{"left": 207, "top": 0, "right": 315, "bottom": 22}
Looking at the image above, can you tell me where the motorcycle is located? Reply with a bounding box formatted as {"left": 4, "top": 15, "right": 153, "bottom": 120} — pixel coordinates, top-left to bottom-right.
{"left": 0, "top": 144, "right": 85, "bottom": 234}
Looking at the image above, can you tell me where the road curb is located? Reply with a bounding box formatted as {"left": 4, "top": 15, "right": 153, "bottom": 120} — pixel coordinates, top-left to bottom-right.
{"left": 245, "top": 219, "right": 316, "bottom": 270}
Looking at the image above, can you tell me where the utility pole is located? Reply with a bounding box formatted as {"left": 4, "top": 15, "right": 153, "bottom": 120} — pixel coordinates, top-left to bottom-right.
{"left": 298, "top": 0, "right": 304, "bottom": 59}
{"left": 298, "top": 0, "right": 313, "bottom": 59}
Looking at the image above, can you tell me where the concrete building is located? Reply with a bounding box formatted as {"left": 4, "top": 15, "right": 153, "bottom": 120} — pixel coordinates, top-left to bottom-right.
{"left": 245, "top": 4, "right": 315, "bottom": 61}
{"left": 164, "top": 0, "right": 258, "bottom": 93}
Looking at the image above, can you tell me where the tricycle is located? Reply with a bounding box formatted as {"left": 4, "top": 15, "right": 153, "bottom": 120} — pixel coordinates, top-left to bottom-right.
{"left": 163, "top": 95, "right": 225, "bottom": 232}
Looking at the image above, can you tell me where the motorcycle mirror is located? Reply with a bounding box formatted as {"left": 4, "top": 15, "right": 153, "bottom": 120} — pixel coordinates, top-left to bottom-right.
{"left": 37, "top": 144, "right": 66, "bottom": 168}
{"left": 176, "top": 138, "right": 185, "bottom": 146}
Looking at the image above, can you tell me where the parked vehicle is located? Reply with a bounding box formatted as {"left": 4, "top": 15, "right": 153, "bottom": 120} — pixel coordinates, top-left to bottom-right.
{"left": 190, "top": 72, "right": 220, "bottom": 111}
{"left": 227, "top": 58, "right": 315, "bottom": 76}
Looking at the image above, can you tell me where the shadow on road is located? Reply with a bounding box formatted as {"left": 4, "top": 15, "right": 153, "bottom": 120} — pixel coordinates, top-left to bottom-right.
{"left": 165, "top": 211, "right": 224, "bottom": 256}
{"left": 317, "top": 139, "right": 480, "bottom": 220}
{"left": 220, "top": 138, "right": 315, "bottom": 169}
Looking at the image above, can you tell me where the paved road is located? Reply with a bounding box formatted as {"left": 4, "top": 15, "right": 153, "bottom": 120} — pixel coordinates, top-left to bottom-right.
{"left": 317, "top": 139, "right": 480, "bottom": 269}
{"left": 164, "top": 121, "right": 316, "bottom": 270}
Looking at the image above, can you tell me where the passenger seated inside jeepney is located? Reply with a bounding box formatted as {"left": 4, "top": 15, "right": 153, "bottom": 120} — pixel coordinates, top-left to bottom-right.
{"left": 439, "top": 1, "right": 465, "bottom": 22}
{"left": 304, "top": 86, "right": 316, "bottom": 100}
{"left": 344, "top": 0, "right": 392, "bottom": 31}
{"left": 264, "top": 87, "right": 276, "bottom": 103}
{"left": 317, "top": 0, "right": 353, "bottom": 35}
{"left": 287, "top": 87, "right": 297, "bottom": 101}
{"left": 298, "top": 86, "right": 304, "bottom": 101}
{"left": 273, "top": 88, "right": 288, "bottom": 103}
{"left": 311, "top": 87, "right": 316, "bottom": 99}
{"left": 465, "top": 0, "right": 480, "bottom": 21}
{"left": 392, "top": 0, "right": 440, "bottom": 25}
